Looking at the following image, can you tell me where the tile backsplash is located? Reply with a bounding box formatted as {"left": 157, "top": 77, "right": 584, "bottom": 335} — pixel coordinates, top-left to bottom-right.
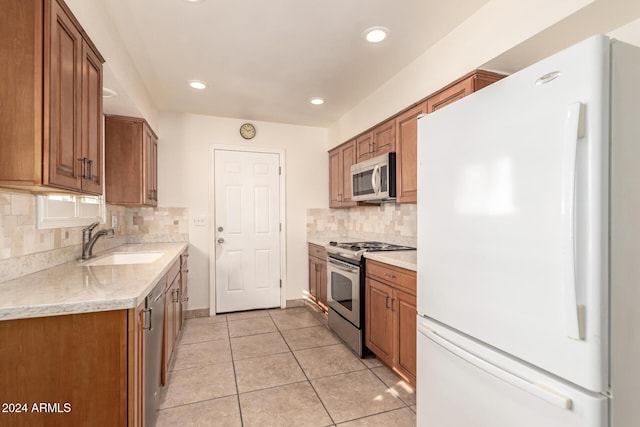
{"left": 307, "top": 203, "right": 417, "bottom": 247}
{"left": 0, "top": 191, "right": 188, "bottom": 283}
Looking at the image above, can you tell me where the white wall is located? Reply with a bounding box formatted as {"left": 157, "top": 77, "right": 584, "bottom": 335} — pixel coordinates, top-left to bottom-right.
{"left": 158, "top": 112, "right": 328, "bottom": 311}
{"left": 327, "top": 0, "right": 601, "bottom": 148}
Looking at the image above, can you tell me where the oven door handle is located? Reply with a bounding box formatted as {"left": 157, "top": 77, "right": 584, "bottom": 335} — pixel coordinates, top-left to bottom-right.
{"left": 328, "top": 258, "right": 359, "bottom": 274}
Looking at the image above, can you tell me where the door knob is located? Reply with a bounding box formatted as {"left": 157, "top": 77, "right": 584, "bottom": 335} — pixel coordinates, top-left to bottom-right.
{"left": 217, "top": 238, "right": 225, "bottom": 244}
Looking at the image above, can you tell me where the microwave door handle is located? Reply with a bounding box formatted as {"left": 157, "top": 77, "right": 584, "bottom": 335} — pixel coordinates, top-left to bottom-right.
{"left": 371, "top": 165, "right": 380, "bottom": 194}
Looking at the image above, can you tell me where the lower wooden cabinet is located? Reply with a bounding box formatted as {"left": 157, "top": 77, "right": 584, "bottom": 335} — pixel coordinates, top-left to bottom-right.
{"left": 179, "top": 251, "right": 189, "bottom": 331}
{"left": 308, "top": 243, "right": 327, "bottom": 310}
{"left": 162, "top": 249, "right": 189, "bottom": 385}
{"left": 130, "top": 298, "right": 146, "bottom": 427}
{"left": 365, "top": 278, "right": 395, "bottom": 365}
{"left": 0, "top": 253, "right": 188, "bottom": 427}
{"left": 0, "top": 310, "right": 131, "bottom": 426}
{"left": 365, "top": 259, "right": 417, "bottom": 386}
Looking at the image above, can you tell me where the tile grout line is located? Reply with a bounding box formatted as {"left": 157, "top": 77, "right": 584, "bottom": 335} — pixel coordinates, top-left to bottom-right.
{"left": 300, "top": 306, "right": 415, "bottom": 418}
{"left": 225, "top": 317, "right": 246, "bottom": 427}
{"left": 177, "top": 307, "right": 413, "bottom": 425}
{"left": 268, "top": 308, "right": 338, "bottom": 426}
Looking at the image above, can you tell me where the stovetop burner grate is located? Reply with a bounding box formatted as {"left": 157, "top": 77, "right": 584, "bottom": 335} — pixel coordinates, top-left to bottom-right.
{"left": 328, "top": 241, "right": 415, "bottom": 252}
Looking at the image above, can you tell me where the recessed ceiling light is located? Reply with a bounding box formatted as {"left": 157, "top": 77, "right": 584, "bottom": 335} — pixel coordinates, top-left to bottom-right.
{"left": 102, "top": 87, "right": 118, "bottom": 98}
{"left": 188, "top": 80, "right": 207, "bottom": 90}
{"left": 310, "top": 97, "right": 324, "bottom": 105}
{"left": 364, "top": 26, "right": 389, "bottom": 43}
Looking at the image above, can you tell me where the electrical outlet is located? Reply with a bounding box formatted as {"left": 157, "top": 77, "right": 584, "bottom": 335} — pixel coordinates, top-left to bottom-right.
{"left": 192, "top": 215, "right": 207, "bottom": 226}
{"left": 111, "top": 215, "right": 118, "bottom": 227}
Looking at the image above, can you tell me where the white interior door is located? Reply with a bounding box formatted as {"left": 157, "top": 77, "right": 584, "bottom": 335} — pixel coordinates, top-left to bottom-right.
{"left": 214, "top": 149, "right": 281, "bottom": 313}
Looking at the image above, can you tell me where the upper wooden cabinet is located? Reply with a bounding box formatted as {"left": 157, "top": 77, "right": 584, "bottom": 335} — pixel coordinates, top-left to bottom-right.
{"left": 426, "top": 70, "right": 504, "bottom": 113}
{"left": 105, "top": 115, "right": 159, "bottom": 207}
{"left": 356, "top": 119, "right": 396, "bottom": 162}
{"left": 329, "top": 140, "right": 357, "bottom": 208}
{"left": 0, "top": 0, "right": 104, "bottom": 194}
{"left": 330, "top": 70, "right": 504, "bottom": 207}
{"left": 395, "top": 102, "right": 427, "bottom": 203}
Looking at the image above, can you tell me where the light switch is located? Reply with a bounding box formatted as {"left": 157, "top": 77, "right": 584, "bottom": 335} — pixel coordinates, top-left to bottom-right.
{"left": 192, "top": 215, "right": 207, "bottom": 226}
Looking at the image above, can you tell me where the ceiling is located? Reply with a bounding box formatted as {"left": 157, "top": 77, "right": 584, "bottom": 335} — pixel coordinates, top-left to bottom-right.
{"left": 102, "top": 0, "right": 490, "bottom": 127}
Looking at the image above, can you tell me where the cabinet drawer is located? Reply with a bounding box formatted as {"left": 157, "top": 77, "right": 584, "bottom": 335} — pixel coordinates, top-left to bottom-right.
{"left": 308, "top": 243, "right": 327, "bottom": 259}
{"left": 366, "top": 259, "right": 416, "bottom": 294}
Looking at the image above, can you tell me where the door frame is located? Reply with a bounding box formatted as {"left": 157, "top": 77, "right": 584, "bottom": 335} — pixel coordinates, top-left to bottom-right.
{"left": 209, "top": 145, "right": 287, "bottom": 315}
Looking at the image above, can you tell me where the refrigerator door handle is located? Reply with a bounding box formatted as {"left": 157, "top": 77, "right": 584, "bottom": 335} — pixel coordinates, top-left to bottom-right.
{"left": 418, "top": 321, "right": 573, "bottom": 410}
{"left": 561, "top": 102, "right": 586, "bottom": 340}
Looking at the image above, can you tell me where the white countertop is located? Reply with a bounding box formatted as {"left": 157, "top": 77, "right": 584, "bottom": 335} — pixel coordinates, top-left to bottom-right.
{"left": 364, "top": 250, "right": 417, "bottom": 271}
{"left": 0, "top": 242, "right": 188, "bottom": 321}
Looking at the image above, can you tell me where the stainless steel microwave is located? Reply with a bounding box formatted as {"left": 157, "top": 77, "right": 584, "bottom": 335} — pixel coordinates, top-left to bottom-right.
{"left": 351, "top": 152, "right": 396, "bottom": 202}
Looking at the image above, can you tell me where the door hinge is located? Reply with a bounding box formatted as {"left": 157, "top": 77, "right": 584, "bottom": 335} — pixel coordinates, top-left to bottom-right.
{"left": 279, "top": 223, "right": 282, "bottom": 232}
{"left": 279, "top": 279, "right": 282, "bottom": 288}
{"left": 279, "top": 166, "right": 282, "bottom": 175}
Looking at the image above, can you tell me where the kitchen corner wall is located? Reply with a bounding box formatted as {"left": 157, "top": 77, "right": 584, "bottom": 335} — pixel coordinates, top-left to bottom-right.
{"left": 0, "top": 190, "right": 188, "bottom": 283}
{"left": 307, "top": 204, "right": 417, "bottom": 247}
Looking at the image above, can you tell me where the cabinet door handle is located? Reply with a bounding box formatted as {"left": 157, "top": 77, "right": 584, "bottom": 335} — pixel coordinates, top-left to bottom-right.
{"left": 86, "top": 159, "right": 94, "bottom": 180}
{"left": 183, "top": 297, "right": 190, "bottom": 302}
{"left": 385, "top": 296, "right": 391, "bottom": 309}
{"left": 78, "top": 158, "right": 87, "bottom": 179}
{"left": 390, "top": 298, "right": 396, "bottom": 312}
{"left": 372, "top": 141, "right": 377, "bottom": 152}
{"left": 173, "top": 289, "right": 180, "bottom": 303}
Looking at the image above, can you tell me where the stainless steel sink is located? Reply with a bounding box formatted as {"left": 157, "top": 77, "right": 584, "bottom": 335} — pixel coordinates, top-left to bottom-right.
{"left": 84, "top": 252, "right": 165, "bottom": 266}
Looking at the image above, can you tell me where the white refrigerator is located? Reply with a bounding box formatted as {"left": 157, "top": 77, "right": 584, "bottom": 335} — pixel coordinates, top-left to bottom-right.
{"left": 416, "top": 35, "right": 640, "bottom": 426}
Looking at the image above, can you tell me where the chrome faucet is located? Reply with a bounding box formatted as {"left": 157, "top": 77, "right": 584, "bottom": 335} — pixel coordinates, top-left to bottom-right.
{"left": 81, "top": 222, "right": 115, "bottom": 260}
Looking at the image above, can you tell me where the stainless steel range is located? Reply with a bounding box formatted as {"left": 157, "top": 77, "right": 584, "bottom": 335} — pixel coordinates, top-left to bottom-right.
{"left": 325, "top": 241, "right": 415, "bottom": 357}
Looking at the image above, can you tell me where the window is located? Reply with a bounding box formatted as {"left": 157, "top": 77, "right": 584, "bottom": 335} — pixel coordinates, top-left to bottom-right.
{"left": 36, "top": 194, "right": 106, "bottom": 229}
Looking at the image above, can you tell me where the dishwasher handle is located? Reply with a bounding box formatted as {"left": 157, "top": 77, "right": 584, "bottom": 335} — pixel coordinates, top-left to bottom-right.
{"left": 143, "top": 307, "right": 152, "bottom": 331}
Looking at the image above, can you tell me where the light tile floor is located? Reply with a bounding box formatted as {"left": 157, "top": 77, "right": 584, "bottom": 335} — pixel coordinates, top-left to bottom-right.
{"left": 157, "top": 304, "right": 416, "bottom": 426}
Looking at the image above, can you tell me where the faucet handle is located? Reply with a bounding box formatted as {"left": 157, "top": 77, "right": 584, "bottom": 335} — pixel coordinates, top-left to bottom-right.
{"left": 83, "top": 222, "right": 100, "bottom": 233}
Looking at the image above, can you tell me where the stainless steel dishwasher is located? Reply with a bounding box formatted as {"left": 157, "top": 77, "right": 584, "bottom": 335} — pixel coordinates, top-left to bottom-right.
{"left": 144, "top": 278, "right": 166, "bottom": 427}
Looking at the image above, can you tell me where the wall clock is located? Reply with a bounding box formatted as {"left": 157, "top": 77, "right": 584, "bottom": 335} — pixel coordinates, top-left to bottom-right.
{"left": 240, "top": 123, "right": 256, "bottom": 140}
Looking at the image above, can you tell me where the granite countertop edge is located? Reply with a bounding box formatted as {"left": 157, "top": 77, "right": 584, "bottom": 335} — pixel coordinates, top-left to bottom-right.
{"left": 0, "top": 242, "right": 188, "bottom": 321}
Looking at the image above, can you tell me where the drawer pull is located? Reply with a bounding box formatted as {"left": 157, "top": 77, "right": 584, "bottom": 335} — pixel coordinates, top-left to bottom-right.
{"left": 384, "top": 273, "right": 397, "bottom": 279}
